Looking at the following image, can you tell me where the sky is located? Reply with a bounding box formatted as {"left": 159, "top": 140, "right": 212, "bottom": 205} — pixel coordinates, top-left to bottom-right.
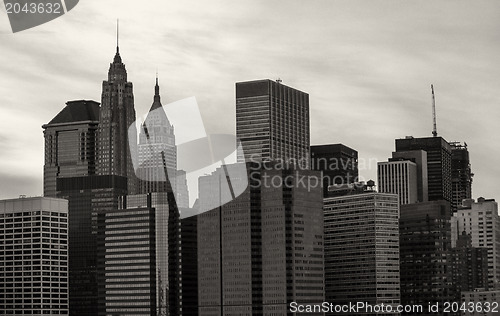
{"left": 0, "top": 0, "right": 499, "bottom": 202}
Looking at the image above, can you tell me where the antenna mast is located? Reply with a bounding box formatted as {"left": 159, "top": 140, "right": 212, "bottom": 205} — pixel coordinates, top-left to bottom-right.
{"left": 431, "top": 84, "right": 437, "bottom": 137}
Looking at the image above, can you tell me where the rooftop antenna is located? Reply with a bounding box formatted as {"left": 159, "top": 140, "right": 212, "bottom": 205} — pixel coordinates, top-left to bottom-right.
{"left": 116, "top": 19, "right": 119, "bottom": 53}
{"left": 431, "top": 84, "right": 437, "bottom": 137}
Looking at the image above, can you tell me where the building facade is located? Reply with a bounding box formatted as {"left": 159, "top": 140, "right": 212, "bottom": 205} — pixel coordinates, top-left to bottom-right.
{"left": 399, "top": 201, "right": 453, "bottom": 314}
{"left": 197, "top": 164, "right": 324, "bottom": 315}
{"left": 310, "top": 144, "right": 358, "bottom": 197}
{"left": 450, "top": 142, "right": 473, "bottom": 212}
{"left": 395, "top": 136, "right": 452, "bottom": 205}
{"left": 449, "top": 232, "right": 489, "bottom": 301}
{"left": 236, "top": 79, "right": 310, "bottom": 169}
{"left": 136, "top": 78, "right": 189, "bottom": 207}
{"left": 42, "top": 100, "right": 100, "bottom": 197}
{"left": 0, "top": 197, "right": 69, "bottom": 315}
{"left": 461, "top": 290, "right": 500, "bottom": 316}
{"left": 97, "top": 192, "right": 180, "bottom": 316}
{"left": 378, "top": 159, "right": 418, "bottom": 205}
{"left": 323, "top": 190, "right": 400, "bottom": 315}
{"left": 96, "top": 45, "right": 137, "bottom": 194}
{"left": 451, "top": 198, "right": 500, "bottom": 289}
{"left": 391, "top": 150, "right": 428, "bottom": 203}
{"left": 44, "top": 45, "right": 140, "bottom": 316}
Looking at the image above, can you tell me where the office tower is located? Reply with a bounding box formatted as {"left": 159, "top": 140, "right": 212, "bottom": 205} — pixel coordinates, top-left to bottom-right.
{"left": 96, "top": 43, "right": 138, "bottom": 194}
{"left": 399, "top": 201, "right": 453, "bottom": 312}
{"left": 461, "top": 290, "right": 500, "bottom": 316}
{"left": 323, "top": 187, "right": 400, "bottom": 315}
{"left": 97, "top": 192, "right": 180, "bottom": 316}
{"left": 450, "top": 142, "right": 473, "bottom": 212}
{"left": 451, "top": 198, "right": 500, "bottom": 289}
{"left": 236, "top": 79, "right": 310, "bottom": 168}
{"left": 137, "top": 78, "right": 189, "bottom": 207}
{"left": 0, "top": 197, "right": 69, "bottom": 315}
{"left": 42, "top": 100, "right": 100, "bottom": 197}
{"left": 378, "top": 159, "right": 418, "bottom": 205}
{"left": 310, "top": 144, "right": 358, "bottom": 197}
{"left": 395, "top": 136, "right": 452, "bottom": 204}
{"left": 180, "top": 214, "right": 198, "bottom": 316}
{"left": 449, "top": 232, "right": 489, "bottom": 301}
{"left": 391, "top": 150, "right": 428, "bottom": 203}
{"left": 197, "top": 163, "right": 324, "bottom": 315}
{"left": 57, "top": 175, "right": 127, "bottom": 315}
{"left": 44, "top": 45, "right": 138, "bottom": 315}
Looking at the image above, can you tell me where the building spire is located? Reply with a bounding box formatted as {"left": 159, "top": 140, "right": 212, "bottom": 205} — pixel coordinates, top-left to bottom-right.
{"left": 113, "top": 19, "right": 122, "bottom": 64}
{"left": 116, "top": 19, "right": 119, "bottom": 54}
{"left": 154, "top": 72, "right": 160, "bottom": 103}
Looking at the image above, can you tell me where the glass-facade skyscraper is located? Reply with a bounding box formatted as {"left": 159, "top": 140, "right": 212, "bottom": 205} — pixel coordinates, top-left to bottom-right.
{"left": 236, "top": 79, "right": 310, "bottom": 169}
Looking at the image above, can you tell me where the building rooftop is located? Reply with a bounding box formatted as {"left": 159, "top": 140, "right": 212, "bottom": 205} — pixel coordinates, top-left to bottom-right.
{"left": 46, "top": 100, "right": 100, "bottom": 126}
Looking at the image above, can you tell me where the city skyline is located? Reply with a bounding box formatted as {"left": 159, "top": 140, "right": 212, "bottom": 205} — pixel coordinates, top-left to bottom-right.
{"left": 1, "top": 0, "right": 499, "bottom": 201}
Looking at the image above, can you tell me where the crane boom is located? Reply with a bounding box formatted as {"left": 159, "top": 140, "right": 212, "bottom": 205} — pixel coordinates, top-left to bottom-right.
{"left": 431, "top": 84, "right": 437, "bottom": 137}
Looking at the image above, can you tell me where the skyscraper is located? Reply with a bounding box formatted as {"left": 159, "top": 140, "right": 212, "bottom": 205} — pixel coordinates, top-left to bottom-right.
{"left": 310, "top": 143, "right": 358, "bottom": 197}
{"left": 236, "top": 79, "right": 310, "bottom": 168}
{"left": 197, "top": 163, "right": 324, "bottom": 315}
{"left": 391, "top": 149, "right": 428, "bottom": 203}
{"left": 395, "top": 136, "right": 452, "bottom": 205}
{"left": 96, "top": 43, "right": 137, "bottom": 194}
{"left": 449, "top": 231, "right": 489, "bottom": 301}
{"left": 451, "top": 198, "right": 500, "bottom": 289}
{"left": 0, "top": 197, "right": 69, "bottom": 315}
{"left": 399, "top": 200, "right": 453, "bottom": 313}
{"left": 42, "top": 100, "right": 100, "bottom": 197}
{"left": 323, "top": 187, "right": 400, "bottom": 315}
{"left": 377, "top": 158, "right": 418, "bottom": 205}
{"left": 450, "top": 142, "right": 473, "bottom": 211}
{"left": 137, "top": 78, "right": 189, "bottom": 207}
{"left": 44, "top": 43, "right": 138, "bottom": 315}
{"left": 97, "top": 192, "right": 180, "bottom": 316}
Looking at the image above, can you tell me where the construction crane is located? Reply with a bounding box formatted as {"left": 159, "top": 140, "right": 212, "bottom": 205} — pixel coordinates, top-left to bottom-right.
{"left": 431, "top": 84, "right": 437, "bottom": 137}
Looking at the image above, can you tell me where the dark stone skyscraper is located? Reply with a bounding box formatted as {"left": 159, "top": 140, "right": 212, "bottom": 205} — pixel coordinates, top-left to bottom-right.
{"left": 96, "top": 44, "right": 137, "bottom": 194}
{"left": 310, "top": 143, "right": 358, "bottom": 197}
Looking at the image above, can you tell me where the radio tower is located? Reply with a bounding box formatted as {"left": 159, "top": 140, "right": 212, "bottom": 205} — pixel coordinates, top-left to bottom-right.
{"left": 431, "top": 84, "right": 437, "bottom": 137}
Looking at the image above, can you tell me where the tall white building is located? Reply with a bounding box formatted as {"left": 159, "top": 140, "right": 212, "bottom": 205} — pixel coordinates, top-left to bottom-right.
{"left": 378, "top": 159, "right": 418, "bottom": 205}
{"left": 0, "top": 197, "right": 69, "bottom": 315}
{"left": 451, "top": 198, "right": 500, "bottom": 289}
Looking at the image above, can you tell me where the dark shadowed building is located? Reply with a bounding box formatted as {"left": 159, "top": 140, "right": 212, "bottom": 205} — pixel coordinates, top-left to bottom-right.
{"left": 197, "top": 163, "right": 324, "bottom": 315}
{"left": 311, "top": 144, "right": 358, "bottom": 197}
{"left": 450, "top": 231, "right": 489, "bottom": 301}
{"left": 450, "top": 142, "right": 473, "bottom": 212}
{"left": 399, "top": 201, "right": 453, "bottom": 315}
{"left": 395, "top": 136, "right": 452, "bottom": 206}
{"left": 42, "top": 100, "right": 100, "bottom": 197}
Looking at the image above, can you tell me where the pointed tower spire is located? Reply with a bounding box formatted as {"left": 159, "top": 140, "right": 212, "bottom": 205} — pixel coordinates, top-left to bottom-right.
{"left": 113, "top": 19, "right": 122, "bottom": 64}
{"left": 116, "top": 19, "right": 119, "bottom": 54}
{"left": 154, "top": 72, "right": 161, "bottom": 104}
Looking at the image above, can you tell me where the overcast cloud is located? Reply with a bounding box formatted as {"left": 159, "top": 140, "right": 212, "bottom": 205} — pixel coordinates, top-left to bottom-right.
{"left": 0, "top": 0, "right": 498, "bottom": 201}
